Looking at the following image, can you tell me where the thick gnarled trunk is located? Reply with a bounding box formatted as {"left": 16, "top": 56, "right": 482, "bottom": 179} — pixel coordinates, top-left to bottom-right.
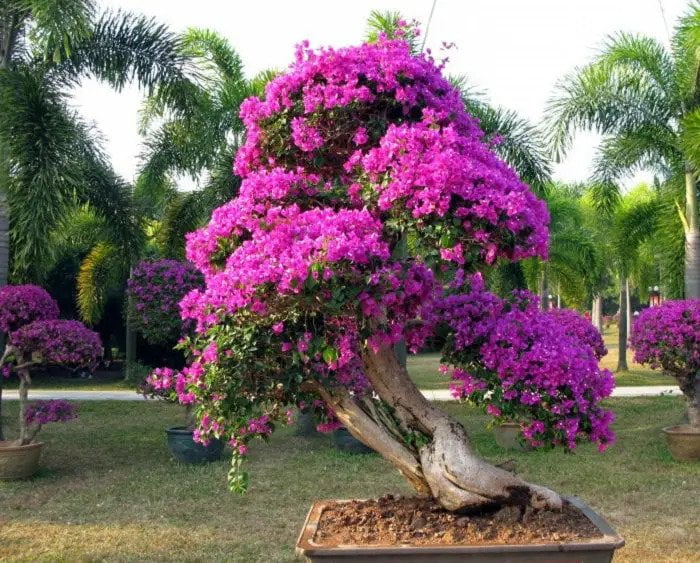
{"left": 321, "top": 346, "right": 561, "bottom": 512}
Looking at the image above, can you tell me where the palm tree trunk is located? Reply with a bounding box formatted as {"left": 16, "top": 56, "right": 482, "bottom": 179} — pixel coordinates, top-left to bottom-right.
{"left": 0, "top": 171, "right": 9, "bottom": 442}
{"left": 539, "top": 269, "right": 547, "bottom": 310}
{"left": 684, "top": 169, "right": 700, "bottom": 299}
{"left": 617, "top": 276, "right": 629, "bottom": 372}
{"left": 0, "top": 14, "right": 18, "bottom": 442}
{"left": 626, "top": 278, "right": 631, "bottom": 336}
{"left": 592, "top": 295, "right": 604, "bottom": 333}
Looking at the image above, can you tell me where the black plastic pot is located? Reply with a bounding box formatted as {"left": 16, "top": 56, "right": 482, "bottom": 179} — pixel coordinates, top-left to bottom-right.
{"left": 332, "top": 427, "right": 375, "bottom": 455}
{"left": 296, "top": 411, "right": 321, "bottom": 437}
{"left": 165, "top": 426, "right": 223, "bottom": 464}
{"left": 296, "top": 496, "right": 624, "bottom": 562}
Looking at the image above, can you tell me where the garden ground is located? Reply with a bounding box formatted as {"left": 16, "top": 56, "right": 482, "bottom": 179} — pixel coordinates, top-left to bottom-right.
{"left": 0, "top": 397, "right": 697, "bottom": 561}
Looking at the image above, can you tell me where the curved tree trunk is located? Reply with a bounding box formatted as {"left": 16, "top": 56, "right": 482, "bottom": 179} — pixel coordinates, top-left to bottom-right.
{"left": 318, "top": 346, "right": 561, "bottom": 512}
{"left": 617, "top": 276, "right": 629, "bottom": 372}
{"left": 684, "top": 170, "right": 700, "bottom": 299}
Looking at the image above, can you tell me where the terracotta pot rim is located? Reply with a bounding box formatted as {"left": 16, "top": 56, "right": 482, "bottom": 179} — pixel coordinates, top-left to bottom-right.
{"left": 663, "top": 425, "right": 700, "bottom": 436}
{"left": 0, "top": 441, "right": 44, "bottom": 452}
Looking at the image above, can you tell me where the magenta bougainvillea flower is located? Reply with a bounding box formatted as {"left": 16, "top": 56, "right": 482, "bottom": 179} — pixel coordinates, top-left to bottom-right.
{"left": 0, "top": 284, "right": 59, "bottom": 334}
{"left": 631, "top": 300, "right": 700, "bottom": 428}
{"left": 9, "top": 319, "right": 103, "bottom": 372}
{"left": 127, "top": 259, "right": 203, "bottom": 345}
{"left": 440, "top": 275, "right": 615, "bottom": 451}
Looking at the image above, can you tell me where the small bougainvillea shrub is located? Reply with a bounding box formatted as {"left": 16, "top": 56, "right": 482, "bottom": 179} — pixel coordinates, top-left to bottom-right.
{"left": 127, "top": 259, "right": 204, "bottom": 346}
{"left": 546, "top": 307, "right": 608, "bottom": 360}
{"left": 0, "top": 284, "right": 60, "bottom": 334}
{"left": 0, "top": 288, "right": 102, "bottom": 445}
{"left": 631, "top": 300, "right": 700, "bottom": 429}
{"left": 152, "top": 27, "right": 615, "bottom": 512}
{"left": 440, "top": 275, "right": 615, "bottom": 451}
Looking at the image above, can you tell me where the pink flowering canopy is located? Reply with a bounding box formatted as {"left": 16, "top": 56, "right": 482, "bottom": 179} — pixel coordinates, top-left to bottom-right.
{"left": 631, "top": 300, "right": 700, "bottom": 405}
{"left": 127, "top": 259, "right": 204, "bottom": 345}
{"left": 151, "top": 32, "right": 614, "bottom": 489}
{"left": 0, "top": 284, "right": 59, "bottom": 334}
{"left": 440, "top": 275, "right": 615, "bottom": 451}
{"left": 8, "top": 319, "right": 103, "bottom": 372}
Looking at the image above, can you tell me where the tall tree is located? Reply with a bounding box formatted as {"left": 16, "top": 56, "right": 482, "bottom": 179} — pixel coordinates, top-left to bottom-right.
{"left": 0, "top": 1, "right": 188, "bottom": 283}
{"left": 546, "top": 6, "right": 700, "bottom": 298}
{"left": 580, "top": 185, "right": 659, "bottom": 371}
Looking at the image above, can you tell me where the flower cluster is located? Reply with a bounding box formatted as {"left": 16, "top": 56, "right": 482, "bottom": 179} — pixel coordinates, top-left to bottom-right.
{"left": 9, "top": 320, "right": 102, "bottom": 372}
{"left": 24, "top": 400, "right": 77, "bottom": 426}
{"left": 127, "top": 259, "right": 204, "bottom": 345}
{"left": 546, "top": 308, "right": 607, "bottom": 360}
{"left": 0, "top": 285, "right": 59, "bottom": 334}
{"left": 440, "top": 275, "right": 615, "bottom": 451}
{"left": 631, "top": 300, "right": 700, "bottom": 402}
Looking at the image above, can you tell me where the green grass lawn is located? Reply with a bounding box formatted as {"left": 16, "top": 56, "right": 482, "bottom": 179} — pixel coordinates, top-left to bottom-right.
{"left": 408, "top": 326, "right": 676, "bottom": 390}
{"left": 2, "top": 369, "right": 130, "bottom": 392}
{"left": 0, "top": 397, "right": 697, "bottom": 561}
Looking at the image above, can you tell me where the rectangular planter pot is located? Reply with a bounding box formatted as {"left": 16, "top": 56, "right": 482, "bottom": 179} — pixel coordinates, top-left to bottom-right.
{"left": 296, "top": 496, "right": 624, "bottom": 562}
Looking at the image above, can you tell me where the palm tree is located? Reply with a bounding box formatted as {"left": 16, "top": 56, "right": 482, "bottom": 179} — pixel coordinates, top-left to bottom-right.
{"left": 73, "top": 30, "right": 266, "bottom": 377}
{"left": 136, "top": 29, "right": 272, "bottom": 258}
{"left": 521, "top": 183, "right": 602, "bottom": 310}
{"left": 580, "top": 185, "right": 659, "bottom": 371}
{"left": 546, "top": 6, "right": 700, "bottom": 298}
{"left": 0, "top": 1, "right": 189, "bottom": 283}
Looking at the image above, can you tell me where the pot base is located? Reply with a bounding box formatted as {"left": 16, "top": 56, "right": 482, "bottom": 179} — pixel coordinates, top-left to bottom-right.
{"left": 663, "top": 425, "right": 700, "bottom": 461}
{"left": 0, "top": 441, "right": 44, "bottom": 479}
{"left": 296, "top": 496, "right": 624, "bottom": 562}
{"left": 165, "top": 427, "right": 223, "bottom": 464}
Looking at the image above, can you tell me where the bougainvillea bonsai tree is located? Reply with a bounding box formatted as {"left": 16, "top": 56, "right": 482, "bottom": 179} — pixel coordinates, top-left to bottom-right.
{"left": 127, "top": 259, "right": 204, "bottom": 346}
{"left": 631, "top": 300, "right": 700, "bottom": 430}
{"left": 153, "top": 30, "right": 616, "bottom": 511}
{"left": 0, "top": 284, "right": 62, "bottom": 440}
{"left": 0, "top": 285, "right": 102, "bottom": 445}
{"left": 1, "top": 320, "right": 102, "bottom": 445}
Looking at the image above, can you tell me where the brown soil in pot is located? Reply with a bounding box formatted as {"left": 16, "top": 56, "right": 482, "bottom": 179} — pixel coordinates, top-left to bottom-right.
{"left": 313, "top": 495, "right": 602, "bottom": 547}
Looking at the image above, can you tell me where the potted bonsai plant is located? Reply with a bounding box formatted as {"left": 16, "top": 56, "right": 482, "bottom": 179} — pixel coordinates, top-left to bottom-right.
{"left": 127, "top": 259, "right": 221, "bottom": 463}
{"left": 152, "top": 27, "right": 623, "bottom": 560}
{"left": 140, "top": 366, "right": 223, "bottom": 463}
{"left": 631, "top": 299, "right": 700, "bottom": 461}
{"left": 0, "top": 312, "right": 101, "bottom": 478}
{"left": 450, "top": 306, "right": 610, "bottom": 451}
{"left": 0, "top": 284, "right": 60, "bottom": 441}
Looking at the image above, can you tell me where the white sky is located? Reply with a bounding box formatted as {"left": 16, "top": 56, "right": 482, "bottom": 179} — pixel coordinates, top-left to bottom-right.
{"left": 73, "top": 0, "right": 689, "bottom": 190}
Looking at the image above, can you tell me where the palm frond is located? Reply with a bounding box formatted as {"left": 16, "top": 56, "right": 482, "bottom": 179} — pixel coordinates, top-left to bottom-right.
{"left": 468, "top": 105, "right": 551, "bottom": 193}
{"left": 76, "top": 241, "right": 122, "bottom": 324}
{"left": 364, "top": 10, "right": 419, "bottom": 53}
{"left": 60, "top": 10, "right": 190, "bottom": 93}
{"left": 593, "top": 125, "right": 680, "bottom": 182}
{"left": 0, "top": 65, "right": 85, "bottom": 281}
{"left": 28, "top": 0, "right": 94, "bottom": 63}
{"left": 546, "top": 54, "right": 676, "bottom": 161}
